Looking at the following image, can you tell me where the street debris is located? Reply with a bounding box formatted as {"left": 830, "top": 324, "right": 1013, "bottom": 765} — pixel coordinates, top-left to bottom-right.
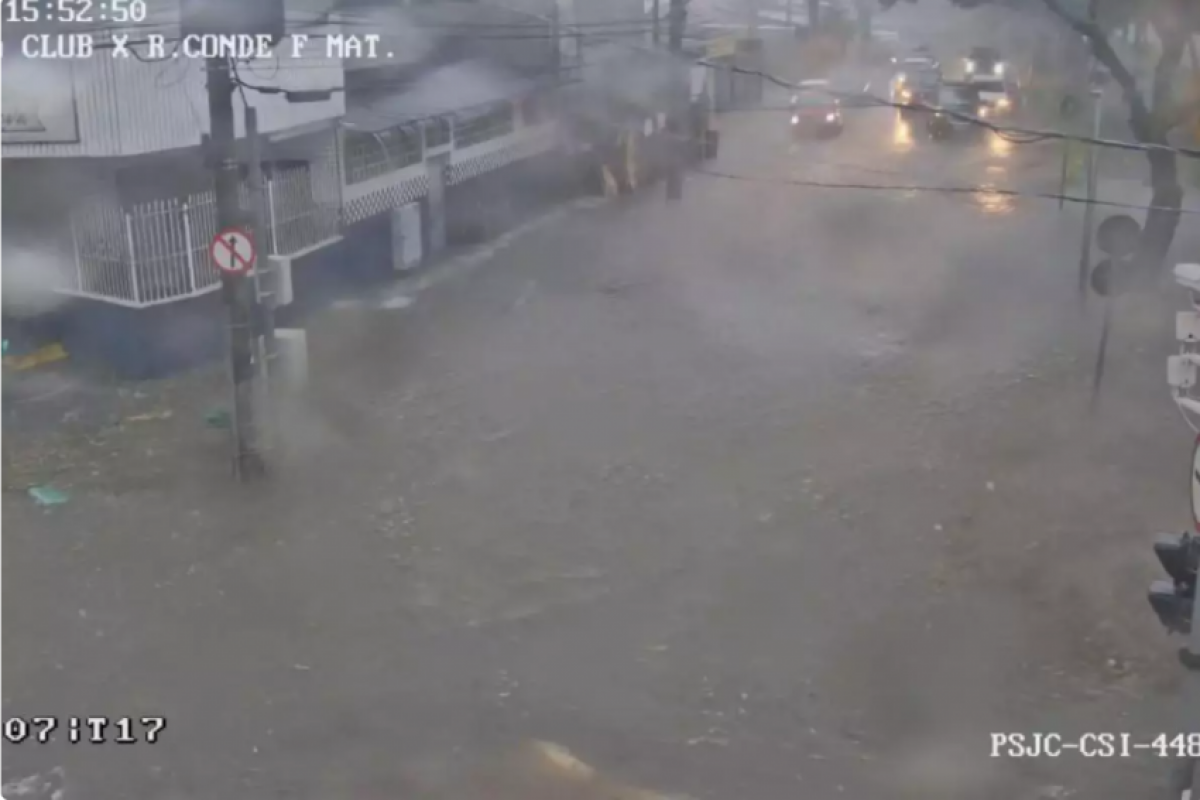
{"left": 380, "top": 295, "right": 414, "bottom": 310}
{"left": 511, "top": 280, "right": 537, "bottom": 310}
{"left": 28, "top": 486, "right": 69, "bottom": 506}
{"left": 2, "top": 766, "right": 67, "bottom": 799}
{"left": 205, "top": 409, "right": 231, "bottom": 429}
{"left": 3, "top": 342, "right": 68, "bottom": 371}
{"left": 686, "top": 735, "right": 730, "bottom": 747}
{"left": 126, "top": 410, "right": 173, "bottom": 422}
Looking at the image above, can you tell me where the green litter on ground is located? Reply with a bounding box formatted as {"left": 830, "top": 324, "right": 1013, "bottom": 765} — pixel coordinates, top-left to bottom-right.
{"left": 28, "top": 486, "right": 69, "bottom": 506}
{"left": 205, "top": 409, "right": 231, "bottom": 429}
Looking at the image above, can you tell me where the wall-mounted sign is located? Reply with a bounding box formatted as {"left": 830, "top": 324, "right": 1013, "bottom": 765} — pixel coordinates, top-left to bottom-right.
{"left": 2, "top": 59, "right": 80, "bottom": 144}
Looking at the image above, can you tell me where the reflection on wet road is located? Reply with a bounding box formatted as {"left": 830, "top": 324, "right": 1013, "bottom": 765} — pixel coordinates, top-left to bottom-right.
{"left": 734, "top": 67, "right": 1031, "bottom": 217}
{"left": 891, "top": 114, "right": 916, "bottom": 152}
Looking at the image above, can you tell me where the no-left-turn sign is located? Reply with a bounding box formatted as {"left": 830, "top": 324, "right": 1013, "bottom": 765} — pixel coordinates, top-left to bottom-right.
{"left": 210, "top": 227, "right": 256, "bottom": 275}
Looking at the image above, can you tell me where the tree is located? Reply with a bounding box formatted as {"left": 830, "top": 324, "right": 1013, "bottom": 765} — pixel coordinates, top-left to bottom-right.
{"left": 880, "top": 0, "right": 1200, "bottom": 273}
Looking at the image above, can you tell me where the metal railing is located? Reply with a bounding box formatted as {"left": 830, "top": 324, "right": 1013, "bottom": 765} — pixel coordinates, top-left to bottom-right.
{"left": 343, "top": 123, "right": 424, "bottom": 185}
{"left": 67, "top": 166, "right": 341, "bottom": 306}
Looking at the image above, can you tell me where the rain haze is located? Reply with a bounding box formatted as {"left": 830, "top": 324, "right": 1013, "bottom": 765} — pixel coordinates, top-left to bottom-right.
{"left": 4, "top": 0, "right": 1200, "bottom": 797}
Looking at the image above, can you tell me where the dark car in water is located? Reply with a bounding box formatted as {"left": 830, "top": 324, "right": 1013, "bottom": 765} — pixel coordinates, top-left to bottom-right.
{"left": 789, "top": 80, "right": 844, "bottom": 139}
{"left": 927, "top": 82, "right": 988, "bottom": 140}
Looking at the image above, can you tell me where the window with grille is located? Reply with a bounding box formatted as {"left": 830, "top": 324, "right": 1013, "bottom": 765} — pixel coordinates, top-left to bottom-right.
{"left": 454, "top": 102, "right": 515, "bottom": 148}
{"left": 342, "top": 123, "right": 423, "bottom": 185}
{"left": 424, "top": 117, "right": 452, "bottom": 150}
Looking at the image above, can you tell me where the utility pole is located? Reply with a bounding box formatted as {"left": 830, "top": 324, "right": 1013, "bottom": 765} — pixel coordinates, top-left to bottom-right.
{"left": 206, "top": 56, "right": 265, "bottom": 479}
{"left": 748, "top": 0, "right": 759, "bottom": 38}
{"left": 653, "top": 0, "right": 660, "bottom": 46}
{"left": 245, "top": 105, "right": 278, "bottom": 451}
{"left": 665, "top": 0, "right": 686, "bottom": 201}
{"left": 1078, "top": 85, "right": 1102, "bottom": 298}
{"left": 550, "top": 2, "right": 562, "bottom": 78}
{"left": 785, "top": 0, "right": 792, "bottom": 26}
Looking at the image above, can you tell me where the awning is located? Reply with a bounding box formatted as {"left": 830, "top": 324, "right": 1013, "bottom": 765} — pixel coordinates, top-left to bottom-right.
{"left": 343, "top": 59, "right": 548, "bottom": 133}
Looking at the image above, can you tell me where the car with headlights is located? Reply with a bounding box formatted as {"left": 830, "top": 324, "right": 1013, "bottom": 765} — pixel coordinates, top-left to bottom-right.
{"left": 970, "top": 77, "right": 1015, "bottom": 117}
{"left": 927, "top": 82, "right": 987, "bottom": 140}
{"left": 890, "top": 59, "right": 942, "bottom": 113}
{"left": 789, "top": 81, "right": 844, "bottom": 138}
{"left": 964, "top": 46, "right": 1006, "bottom": 81}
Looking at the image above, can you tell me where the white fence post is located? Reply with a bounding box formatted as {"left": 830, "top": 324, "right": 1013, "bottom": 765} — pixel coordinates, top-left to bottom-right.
{"left": 266, "top": 177, "right": 279, "bottom": 254}
{"left": 182, "top": 202, "right": 197, "bottom": 292}
{"left": 124, "top": 212, "right": 140, "bottom": 304}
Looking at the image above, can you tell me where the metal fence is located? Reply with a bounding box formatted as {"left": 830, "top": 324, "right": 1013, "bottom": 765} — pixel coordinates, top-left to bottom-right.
{"left": 68, "top": 166, "right": 341, "bottom": 306}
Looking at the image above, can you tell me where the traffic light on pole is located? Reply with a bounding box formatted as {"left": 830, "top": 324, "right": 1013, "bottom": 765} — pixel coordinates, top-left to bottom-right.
{"left": 1148, "top": 532, "right": 1200, "bottom": 635}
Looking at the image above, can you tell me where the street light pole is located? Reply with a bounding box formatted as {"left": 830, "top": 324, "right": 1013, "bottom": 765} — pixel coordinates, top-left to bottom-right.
{"left": 1078, "top": 85, "right": 1102, "bottom": 298}
{"left": 665, "top": 0, "right": 686, "bottom": 201}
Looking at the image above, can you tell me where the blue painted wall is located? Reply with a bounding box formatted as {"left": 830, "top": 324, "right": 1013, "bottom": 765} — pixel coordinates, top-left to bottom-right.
{"left": 55, "top": 290, "right": 226, "bottom": 380}
{"left": 275, "top": 214, "right": 394, "bottom": 326}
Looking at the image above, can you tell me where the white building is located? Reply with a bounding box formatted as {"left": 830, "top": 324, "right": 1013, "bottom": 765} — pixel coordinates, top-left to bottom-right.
{"left": 1, "top": 0, "right": 576, "bottom": 376}
{"left": 2, "top": 7, "right": 347, "bottom": 310}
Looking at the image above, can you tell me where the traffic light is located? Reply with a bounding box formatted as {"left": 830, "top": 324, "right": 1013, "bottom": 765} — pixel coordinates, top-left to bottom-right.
{"left": 1148, "top": 532, "right": 1200, "bottom": 635}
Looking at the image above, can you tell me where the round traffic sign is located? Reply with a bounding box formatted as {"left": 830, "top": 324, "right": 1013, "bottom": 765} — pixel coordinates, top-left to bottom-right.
{"left": 210, "top": 227, "right": 256, "bottom": 275}
{"left": 1192, "top": 435, "right": 1200, "bottom": 533}
{"left": 1089, "top": 258, "right": 1117, "bottom": 296}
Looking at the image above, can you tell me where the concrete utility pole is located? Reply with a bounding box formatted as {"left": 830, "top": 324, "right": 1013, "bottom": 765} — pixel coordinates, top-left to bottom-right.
{"left": 206, "top": 56, "right": 265, "bottom": 479}
{"left": 748, "top": 0, "right": 759, "bottom": 38}
{"left": 665, "top": 0, "right": 687, "bottom": 201}
{"left": 245, "top": 105, "right": 278, "bottom": 450}
{"left": 653, "top": 0, "right": 660, "bottom": 46}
